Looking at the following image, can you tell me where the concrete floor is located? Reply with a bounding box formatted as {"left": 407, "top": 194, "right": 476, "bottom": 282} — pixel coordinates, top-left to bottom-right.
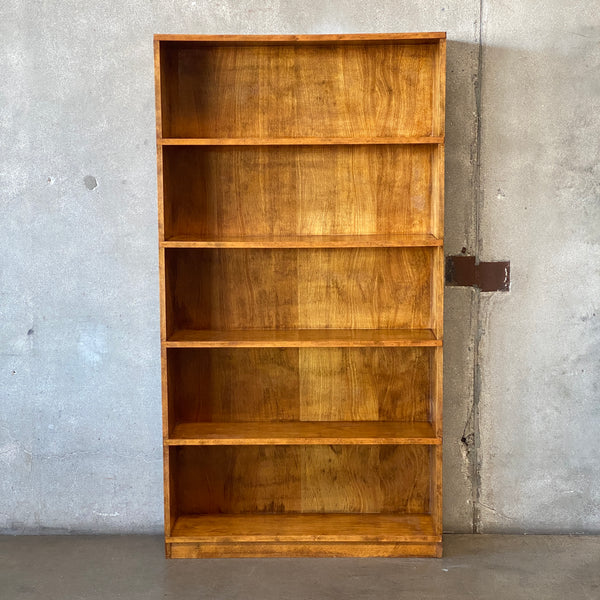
{"left": 1, "top": 535, "right": 599, "bottom": 599}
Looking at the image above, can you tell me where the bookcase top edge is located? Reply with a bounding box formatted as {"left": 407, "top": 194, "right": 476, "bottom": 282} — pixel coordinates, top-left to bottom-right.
{"left": 153, "top": 33, "right": 447, "bottom": 43}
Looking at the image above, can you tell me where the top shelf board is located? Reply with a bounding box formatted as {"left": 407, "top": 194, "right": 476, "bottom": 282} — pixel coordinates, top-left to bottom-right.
{"left": 155, "top": 33, "right": 446, "bottom": 45}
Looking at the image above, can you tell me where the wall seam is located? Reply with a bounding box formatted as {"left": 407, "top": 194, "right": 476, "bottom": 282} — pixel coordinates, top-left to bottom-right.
{"left": 471, "top": 0, "right": 485, "bottom": 534}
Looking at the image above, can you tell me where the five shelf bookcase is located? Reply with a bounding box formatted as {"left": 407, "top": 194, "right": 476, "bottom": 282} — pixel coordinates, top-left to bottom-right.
{"left": 155, "top": 32, "right": 446, "bottom": 558}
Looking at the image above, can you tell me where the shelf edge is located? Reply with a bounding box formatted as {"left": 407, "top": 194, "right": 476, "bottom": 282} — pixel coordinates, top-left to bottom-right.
{"left": 159, "top": 137, "right": 444, "bottom": 146}
{"left": 163, "top": 340, "right": 444, "bottom": 348}
{"left": 164, "top": 438, "right": 442, "bottom": 446}
{"left": 160, "top": 236, "right": 444, "bottom": 249}
{"left": 154, "top": 32, "right": 447, "bottom": 43}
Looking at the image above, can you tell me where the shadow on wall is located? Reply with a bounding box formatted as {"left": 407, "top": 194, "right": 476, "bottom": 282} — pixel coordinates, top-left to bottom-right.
{"left": 438, "top": 40, "right": 481, "bottom": 534}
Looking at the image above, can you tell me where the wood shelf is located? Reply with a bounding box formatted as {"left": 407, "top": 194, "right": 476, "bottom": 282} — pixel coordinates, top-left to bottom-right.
{"left": 155, "top": 33, "right": 446, "bottom": 43}
{"left": 167, "top": 421, "right": 440, "bottom": 446}
{"left": 159, "top": 136, "right": 444, "bottom": 146}
{"left": 162, "top": 234, "right": 443, "bottom": 248}
{"left": 168, "top": 513, "right": 439, "bottom": 544}
{"left": 165, "top": 328, "right": 442, "bottom": 348}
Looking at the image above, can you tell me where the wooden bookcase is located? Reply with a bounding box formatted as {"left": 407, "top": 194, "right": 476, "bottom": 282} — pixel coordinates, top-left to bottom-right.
{"left": 154, "top": 33, "right": 445, "bottom": 558}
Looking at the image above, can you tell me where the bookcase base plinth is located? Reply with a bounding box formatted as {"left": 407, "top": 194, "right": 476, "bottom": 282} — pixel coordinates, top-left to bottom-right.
{"left": 168, "top": 541, "right": 442, "bottom": 559}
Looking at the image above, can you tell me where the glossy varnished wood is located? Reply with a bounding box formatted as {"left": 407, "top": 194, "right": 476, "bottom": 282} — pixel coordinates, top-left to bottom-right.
{"left": 298, "top": 347, "right": 433, "bottom": 421}
{"left": 161, "top": 145, "right": 438, "bottom": 239}
{"left": 173, "top": 445, "right": 432, "bottom": 514}
{"left": 162, "top": 234, "right": 443, "bottom": 248}
{"left": 167, "top": 347, "right": 299, "bottom": 425}
{"left": 168, "top": 514, "right": 439, "bottom": 542}
{"left": 167, "top": 347, "right": 433, "bottom": 425}
{"left": 165, "top": 328, "right": 441, "bottom": 347}
{"left": 159, "top": 136, "right": 444, "bottom": 145}
{"left": 158, "top": 43, "right": 441, "bottom": 139}
{"left": 165, "top": 247, "right": 434, "bottom": 332}
{"left": 167, "top": 422, "right": 439, "bottom": 445}
{"left": 155, "top": 33, "right": 446, "bottom": 43}
{"left": 155, "top": 32, "right": 445, "bottom": 558}
{"left": 169, "top": 541, "right": 441, "bottom": 558}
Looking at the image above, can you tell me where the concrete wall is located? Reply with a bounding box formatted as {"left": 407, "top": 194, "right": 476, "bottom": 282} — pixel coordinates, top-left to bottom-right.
{"left": 0, "top": 0, "right": 597, "bottom": 534}
{"left": 477, "top": 2, "right": 600, "bottom": 533}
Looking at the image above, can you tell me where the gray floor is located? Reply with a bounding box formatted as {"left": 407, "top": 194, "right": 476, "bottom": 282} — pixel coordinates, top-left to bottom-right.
{"left": 1, "top": 535, "right": 599, "bottom": 599}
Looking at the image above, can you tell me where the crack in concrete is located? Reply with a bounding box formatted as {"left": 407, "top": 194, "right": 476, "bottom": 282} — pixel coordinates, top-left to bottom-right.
{"left": 479, "top": 502, "right": 516, "bottom": 521}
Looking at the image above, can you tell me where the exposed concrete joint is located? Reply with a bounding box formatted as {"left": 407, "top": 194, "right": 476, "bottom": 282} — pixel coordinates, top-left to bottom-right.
{"left": 471, "top": 293, "right": 483, "bottom": 533}
{"left": 468, "top": 0, "right": 485, "bottom": 534}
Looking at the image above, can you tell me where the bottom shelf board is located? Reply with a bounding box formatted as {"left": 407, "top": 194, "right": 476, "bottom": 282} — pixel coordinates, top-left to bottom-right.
{"left": 168, "top": 513, "right": 439, "bottom": 544}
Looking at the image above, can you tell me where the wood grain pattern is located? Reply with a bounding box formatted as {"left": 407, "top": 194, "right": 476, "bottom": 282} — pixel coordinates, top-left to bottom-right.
{"left": 167, "top": 422, "right": 439, "bottom": 445}
{"left": 159, "top": 136, "right": 443, "bottom": 145}
{"left": 165, "top": 328, "right": 441, "bottom": 347}
{"left": 168, "top": 541, "right": 441, "bottom": 558}
{"left": 299, "top": 347, "right": 431, "bottom": 421}
{"left": 297, "top": 248, "right": 432, "bottom": 330}
{"left": 431, "top": 144, "right": 445, "bottom": 239}
{"left": 168, "top": 347, "right": 432, "bottom": 424}
{"left": 163, "top": 447, "right": 177, "bottom": 537}
{"left": 159, "top": 249, "right": 170, "bottom": 433}
{"left": 431, "top": 246, "right": 445, "bottom": 339}
{"left": 168, "top": 513, "right": 438, "bottom": 542}
{"left": 159, "top": 43, "right": 439, "bottom": 138}
{"left": 301, "top": 445, "right": 431, "bottom": 513}
{"left": 432, "top": 40, "right": 446, "bottom": 146}
{"left": 168, "top": 348, "right": 300, "bottom": 423}
{"left": 432, "top": 444, "right": 443, "bottom": 536}
{"left": 165, "top": 248, "right": 434, "bottom": 331}
{"left": 162, "top": 145, "right": 435, "bottom": 239}
{"left": 155, "top": 33, "right": 446, "bottom": 43}
{"left": 154, "top": 39, "right": 164, "bottom": 140}
{"left": 156, "top": 33, "right": 445, "bottom": 558}
{"left": 431, "top": 346, "right": 443, "bottom": 437}
{"left": 162, "top": 234, "right": 443, "bottom": 248}
{"left": 173, "top": 445, "right": 431, "bottom": 515}
{"left": 176, "top": 445, "right": 300, "bottom": 515}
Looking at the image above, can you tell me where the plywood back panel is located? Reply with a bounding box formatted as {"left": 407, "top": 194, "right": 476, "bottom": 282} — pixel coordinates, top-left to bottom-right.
{"left": 162, "top": 145, "right": 435, "bottom": 237}
{"left": 299, "top": 347, "right": 431, "bottom": 421}
{"left": 296, "top": 248, "right": 432, "bottom": 329}
{"left": 168, "top": 347, "right": 432, "bottom": 424}
{"left": 301, "top": 445, "right": 431, "bottom": 513}
{"left": 174, "top": 445, "right": 431, "bottom": 515}
{"left": 160, "top": 43, "right": 439, "bottom": 138}
{"left": 175, "top": 446, "right": 301, "bottom": 514}
{"left": 165, "top": 248, "right": 434, "bottom": 331}
{"left": 168, "top": 348, "right": 301, "bottom": 423}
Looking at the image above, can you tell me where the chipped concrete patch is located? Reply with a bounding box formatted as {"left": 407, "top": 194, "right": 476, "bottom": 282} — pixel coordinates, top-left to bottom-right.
{"left": 83, "top": 175, "right": 97, "bottom": 190}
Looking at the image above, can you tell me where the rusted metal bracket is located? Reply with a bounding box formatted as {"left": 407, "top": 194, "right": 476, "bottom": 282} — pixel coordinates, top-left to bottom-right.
{"left": 446, "top": 255, "right": 510, "bottom": 292}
